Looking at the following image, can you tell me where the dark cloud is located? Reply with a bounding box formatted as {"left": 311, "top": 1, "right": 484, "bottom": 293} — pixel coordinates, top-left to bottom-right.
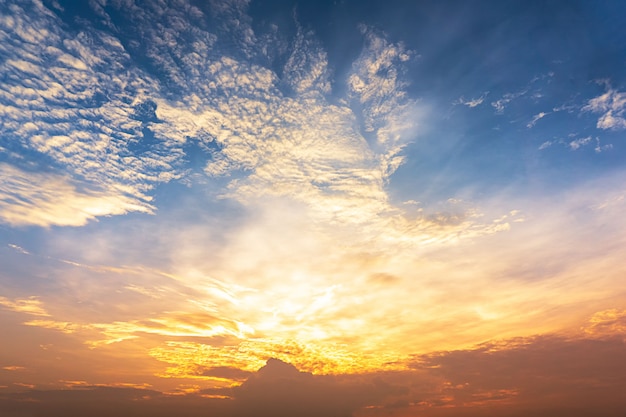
{"left": 0, "top": 386, "right": 227, "bottom": 417}
{"left": 2, "top": 336, "right": 626, "bottom": 416}
{"left": 0, "top": 358, "right": 405, "bottom": 417}
{"left": 231, "top": 358, "right": 405, "bottom": 417}
{"left": 405, "top": 334, "right": 626, "bottom": 416}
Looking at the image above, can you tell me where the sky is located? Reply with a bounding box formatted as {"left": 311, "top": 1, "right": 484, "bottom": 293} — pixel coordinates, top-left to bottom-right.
{"left": 1, "top": 0, "right": 626, "bottom": 415}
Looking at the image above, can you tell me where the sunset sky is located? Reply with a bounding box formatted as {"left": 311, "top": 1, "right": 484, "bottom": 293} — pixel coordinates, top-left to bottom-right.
{"left": 1, "top": 0, "right": 626, "bottom": 415}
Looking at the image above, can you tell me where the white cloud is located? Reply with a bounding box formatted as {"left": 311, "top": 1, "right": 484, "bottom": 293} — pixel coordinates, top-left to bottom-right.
{"left": 583, "top": 86, "right": 626, "bottom": 130}
{"left": 0, "top": 164, "right": 153, "bottom": 227}
{"left": 143, "top": 22, "right": 498, "bottom": 253}
{"left": 348, "top": 27, "right": 416, "bottom": 139}
{"left": 538, "top": 135, "right": 612, "bottom": 154}
{"left": 0, "top": 2, "right": 184, "bottom": 226}
{"left": 282, "top": 25, "right": 331, "bottom": 95}
{"left": 491, "top": 90, "right": 527, "bottom": 114}
{"left": 527, "top": 111, "right": 549, "bottom": 128}
{"left": 594, "top": 138, "right": 613, "bottom": 153}
{"left": 538, "top": 141, "right": 553, "bottom": 150}
{"left": 569, "top": 136, "right": 592, "bottom": 150}
{"left": 456, "top": 93, "right": 488, "bottom": 108}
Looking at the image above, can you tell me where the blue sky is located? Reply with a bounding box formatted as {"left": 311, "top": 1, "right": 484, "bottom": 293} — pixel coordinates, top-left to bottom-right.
{"left": 1, "top": 0, "right": 626, "bottom": 415}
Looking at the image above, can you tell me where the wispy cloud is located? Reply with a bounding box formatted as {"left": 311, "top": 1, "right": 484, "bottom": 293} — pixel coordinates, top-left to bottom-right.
{"left": 455, "top": 92, "right": 488, "bottom": 108}
{"left": 569, "top": 136, "right": 592, "bottom": 150}
{"left": 348, "top": 25, "right": 418, "bottom": 159}
{"left": 7, "top": 244, "right": 30, "bottom": 255}
{"left": 491, "top": 89, "right": 527, "bottom": 113}
{"left": 538, "top": 140, "right": 554, "bottom": 150}
{"left": 0, "top": 296, "right": 49, "bottom": 317}
{"left": 527, "top": 111, "right": 549, "bottom": 128}
{"left": 538, "top": 136, "right": 612, "bottom": 154}
{"left": 0, "top": 164, "right": 153, "bottom": 227}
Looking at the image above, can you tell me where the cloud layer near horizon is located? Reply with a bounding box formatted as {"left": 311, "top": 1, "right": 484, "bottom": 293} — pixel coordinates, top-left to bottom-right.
{"left": 2, "top": 325, "right": 626, "bottom": 417}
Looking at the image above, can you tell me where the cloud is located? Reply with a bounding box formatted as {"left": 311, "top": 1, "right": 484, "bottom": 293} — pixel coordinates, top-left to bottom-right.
{"left": 0, "top": 296, "right": 49, "bottom": 317}
{"left": 0, "top": 164, "right": 153, "bottom": 227}
{"left": 582, "top": 309, "right": 626, "bottom": 338}
{"left": 455, "top": 93, "right": 488, "bottom": 108}
{"left": 0, "top": 359, "right": 405, "bottom": 417}
{"left": 0, "top": 0, "right": 504, "bottom": 248}
{"left": 408, "top": 332, "right": 626, "bottom": 416}
{"left": 283, "top": 24, "right": 332, "bottom": 95}
{"left": 538, "top": 140, "right": 554, "bottom": 150}
{"left": 569, "top": 136, "right": 592, "bottom": 150}
{"left": 526, "top": 111, "right": 548, "bottom": 128}
{"left": 538, "top": 136, "right": 612, "bottom": 153}
{"left": 594, "top": 137, "right": 613, "bottom": 153}
{"left": 583, "top": 85, "right": 626, "bottom": 130}
{"left": 125, "top": 11, "right": 497, "bottom": 251}
{"left": 0, "top": 1, "right": 184, "bottom": 227}
{"left": 87, "top": 310, "right": 254, "bottom": 346}
{"left": 491, "top": 89, "right": 527, "bottom": 113}
{"left": 0, "top": 359, "right": 399, "bottom": 417}
{"left": 7, "top": 244, "right": 30, "bottom": 255}
{"left": 347, "top": 26, "right": 418, "bottom": 156}
{"left": 0, "top": 386, "right": 228, "bottom": 417}
{"left": 231, "top": 358, "right": 405, "bottom": 417}
{"left": 2, "top": 331, "right": 626, "bottom": 417}
{"left": 8, "top": 167, "right": 625, "bottom": 386}
{"left": 1, "top": 366, "right": 26, "bottom": 372}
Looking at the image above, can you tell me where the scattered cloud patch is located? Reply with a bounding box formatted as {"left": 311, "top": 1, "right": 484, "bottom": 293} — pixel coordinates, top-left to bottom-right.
{"left": 569, "top": 136, "right": 592, "bottom": 150}
{"left": 584, "top": 85, "right": 626, "bottom": 130}
{"left": 538, "top": 136, "right": 611, "bottom": 154}
{"left": 491, "top": 90, "right": 527, "bottom": 113}
{"left": 594, "top": 138, "right": 613, "bottom": 153}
